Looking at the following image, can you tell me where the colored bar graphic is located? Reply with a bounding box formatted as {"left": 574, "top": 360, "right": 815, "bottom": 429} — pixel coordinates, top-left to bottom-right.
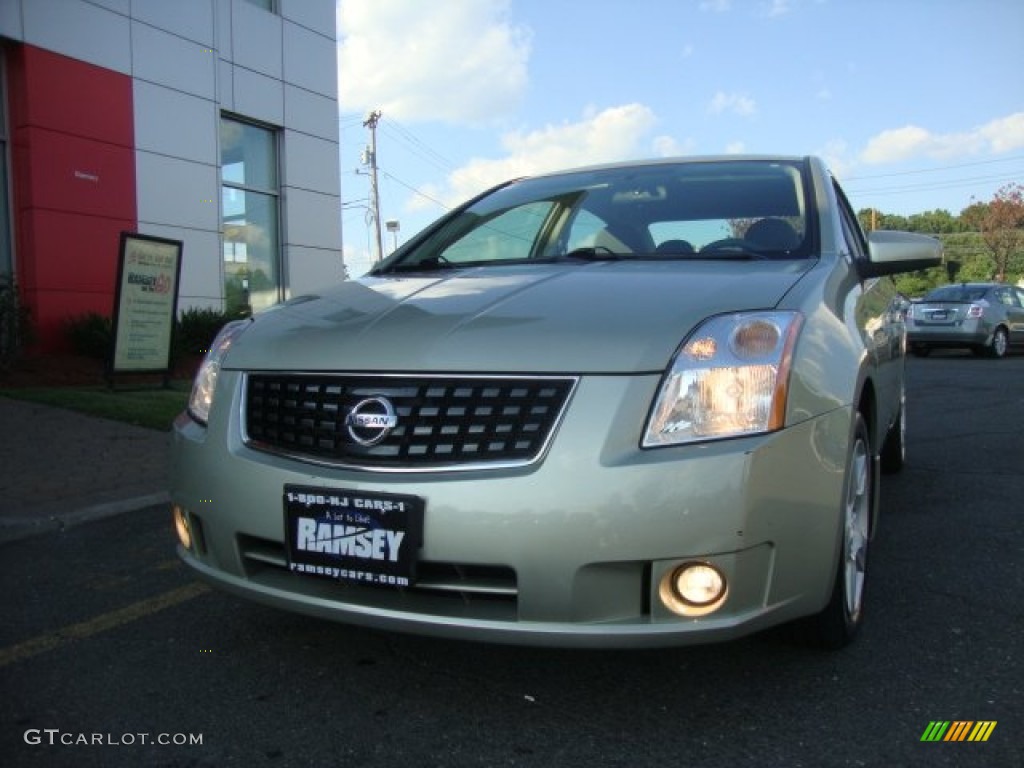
{"left": 967, "top": 722, "right": 997, "bottom": 742}
{"left": 945, "top": 721, "right": 973, "bottom": 741}
{"left": 920, "top": 721, "right": 949, "bottom": 742}
{"left": 920, "top": 721, "right": 996, "bottom": 742}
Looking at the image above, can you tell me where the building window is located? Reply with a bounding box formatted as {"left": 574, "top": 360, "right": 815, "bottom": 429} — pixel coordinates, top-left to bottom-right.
{"left": 242, "top": 0, "right": 276, "bottom": 12}
{"left": 221, "top": 117, "right": 280, "bottom": 315}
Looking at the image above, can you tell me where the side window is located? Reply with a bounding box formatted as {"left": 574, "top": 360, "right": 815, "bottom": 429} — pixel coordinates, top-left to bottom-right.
{"left": 995, "top": 288, "right": 1020, "bottom": 307}
{"left": 564, "top": 209, "right": 609, "bottom": 252}
{"left": 832, "top": 179, "right": 867, "bottom": 261}
{"left": 1015, "top": 288, "right": 1024, "bottom": 308}
{"left": 438, "top": 201, "right": 555, "bottom": 263}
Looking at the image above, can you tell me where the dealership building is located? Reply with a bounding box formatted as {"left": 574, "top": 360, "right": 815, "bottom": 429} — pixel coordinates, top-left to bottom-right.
{"left": 0, "top": 0, "right": 343, "bottom": 350}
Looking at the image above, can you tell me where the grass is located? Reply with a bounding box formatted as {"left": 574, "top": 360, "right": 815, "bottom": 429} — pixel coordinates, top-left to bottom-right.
{"left": 0, "top": 382, "right": 192, "bottom": 431}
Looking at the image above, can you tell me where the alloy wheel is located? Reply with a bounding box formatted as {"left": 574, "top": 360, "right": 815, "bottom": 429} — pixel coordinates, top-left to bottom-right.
{"left": 993, "top": 327, "right": 1008, "bottom": 358}
{"left": 843, "top": 435, "right": 870, "bottom": 620}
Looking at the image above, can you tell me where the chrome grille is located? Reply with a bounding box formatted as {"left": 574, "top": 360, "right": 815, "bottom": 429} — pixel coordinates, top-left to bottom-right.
{"left": 243, "top": 374, "right": 576, "bottom": 471}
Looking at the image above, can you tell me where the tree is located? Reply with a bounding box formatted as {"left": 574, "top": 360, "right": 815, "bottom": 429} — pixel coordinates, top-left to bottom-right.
{"left": 906, "top": 209, "right": 962, "bottom": 235}
{"left": 857, "top": 209, "right": 908, "bottom": 232}
{"left": 964, "top": 183, "right": 1024, "bottom": 282}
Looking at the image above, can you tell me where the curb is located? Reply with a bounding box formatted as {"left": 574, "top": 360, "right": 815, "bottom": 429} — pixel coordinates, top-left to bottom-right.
{"left": 0, "top": 492, "right": 170, "bottom": 544}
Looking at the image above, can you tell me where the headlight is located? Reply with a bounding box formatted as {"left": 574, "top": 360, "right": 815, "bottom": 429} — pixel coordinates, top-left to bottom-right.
{"left": 187, "top": 319, "right": 250, "bottom": 425}
{"left": 642, "top": 311, "right": 802, "bottom": 447}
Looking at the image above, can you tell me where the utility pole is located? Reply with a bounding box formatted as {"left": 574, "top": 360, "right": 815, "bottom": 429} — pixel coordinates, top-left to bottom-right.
{"left": 362, "top": 110, "right": 384, "bottom": 263}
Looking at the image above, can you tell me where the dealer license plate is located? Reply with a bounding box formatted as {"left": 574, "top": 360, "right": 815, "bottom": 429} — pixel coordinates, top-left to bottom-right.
{"left": 284, "top": 485, "right": 423, "bottom": 588}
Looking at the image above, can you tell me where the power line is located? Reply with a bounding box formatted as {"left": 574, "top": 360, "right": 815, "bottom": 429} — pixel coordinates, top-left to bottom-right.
{"left": 378, "top": 168, "right": 452, "bottom": 213}
{"left": 846, "top": 170, "right": 1023, "bottom": 197}
{"left": 379, "top": 119, "right": 458, "bottom": 173}
{"left": 844, "top": 154, "right": 1024, "bottom": 182}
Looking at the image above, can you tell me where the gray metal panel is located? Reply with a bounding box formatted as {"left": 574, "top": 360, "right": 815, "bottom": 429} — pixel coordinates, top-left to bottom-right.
{"left": 135, "top": 151, "right": 220, "bottom": 231}
{"left": 131, "top": 0, "right": 214, "bottom": 46}
{"left": 131, "top": 21, "right": 217, "bottom": 100}
{"left": 134, "top": 80, "right": 218, "bottom": 164}
{"left": 282, "top": 130, "right": 340, "bottom": 195}
{"left": 233, "top": 66, "right": 285, "bottom": 125}
{"left": 23, "top": 0, "right": 131, "bottom": 73}
{"left": 231, "top": 0, "right": 283, "bottom": 79}
{"left": 282, "top": 20, "right": 337, "bottom": 97}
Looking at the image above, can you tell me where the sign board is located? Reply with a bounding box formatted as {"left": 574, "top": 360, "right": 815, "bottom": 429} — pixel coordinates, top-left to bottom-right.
{"left": 111, "top": 232, "right": 183, "bottom": 374}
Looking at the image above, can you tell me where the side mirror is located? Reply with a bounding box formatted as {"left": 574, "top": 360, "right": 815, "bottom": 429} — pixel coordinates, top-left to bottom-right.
{"left": 859, "top": 231, "right": 943, "bottom": 279}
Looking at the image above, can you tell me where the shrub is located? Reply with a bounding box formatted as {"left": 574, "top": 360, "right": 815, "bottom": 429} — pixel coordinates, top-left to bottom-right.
{"left": 61, "top": 306, "right": 247, "bottom": 367}
{"left": 174, "top": 307, "right": 235, "bottom": 358}
{"left": 0, "top": 280, "right": 32, "bottom": 371}
{"left": 63, "top": 312, "right": 113, "bottom": 360}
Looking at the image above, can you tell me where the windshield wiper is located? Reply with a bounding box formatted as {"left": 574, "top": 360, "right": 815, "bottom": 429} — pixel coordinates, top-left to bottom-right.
{"left": 558, "top": 247, "right": 631, "bottom": 262}
{"left": 383, "top": 255, "right": 458, "bottom": 273}
{"left": 696, "top": 246, "right": 768, "bottom": 261}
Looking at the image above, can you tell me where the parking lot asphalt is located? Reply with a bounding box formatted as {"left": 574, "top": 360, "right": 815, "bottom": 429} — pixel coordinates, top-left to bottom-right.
{"left": 0, "top": 397, "right": 170, "bottom": 543}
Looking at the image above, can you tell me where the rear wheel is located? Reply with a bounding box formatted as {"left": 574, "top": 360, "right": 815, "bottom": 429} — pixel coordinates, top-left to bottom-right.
{"left": 987, "top": 326, "right": 1009, "bottom": 358}
{"left": 805, "top": 412, "right": 873, "bottom": 649}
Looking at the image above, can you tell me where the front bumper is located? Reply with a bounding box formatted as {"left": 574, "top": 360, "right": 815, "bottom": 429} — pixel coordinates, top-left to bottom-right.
{"left": 171, "top": 372, "right": 852, "bottom": 648}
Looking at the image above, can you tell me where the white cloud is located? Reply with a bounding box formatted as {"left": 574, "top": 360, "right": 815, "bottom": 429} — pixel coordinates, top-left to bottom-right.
{"left": 708, "top": 91, "right": 757, "bottom": 117}
{"left": 762, "top": 0, "right": 793, "bottom": 18}
{"left": 337, "top": 0, "right": 531, "bottom": 123}
{"left": 416, "top": 104, "right": 659, "bottom": 208}
{"left": 653, "top": 134, "right": 696, "bottom": 157}
{"left": 979, "top": 112, "right": 1024, "bottom": 153}
{"left": 724, "top": 141, "right": 747, "bottom": 154}
{"left": 860, "top": 112, "right": 1024, "bottom": 164}
{"left": 817, "top": 139, "right": 853, "bottom": 179}
{"left": 699, "top": 0, "right": 732, "bottom": 12}
{"left": 860, "top": 126, "right": 932, "bottom": 164}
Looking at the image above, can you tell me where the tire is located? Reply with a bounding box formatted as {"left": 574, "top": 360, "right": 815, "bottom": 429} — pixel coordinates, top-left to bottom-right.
{"left": 880, "top": 393, "right": 905, "bottom": 475}
{"left": 987, "top": 326, "right": 1009, "bottom": 358}
{"left": 804, "top": 412, "right": 873, "bottom": 649}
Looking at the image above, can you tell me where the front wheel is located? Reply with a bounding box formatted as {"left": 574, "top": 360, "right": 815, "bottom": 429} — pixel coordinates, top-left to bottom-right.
{"left": 804, "top": 412, "right": 873, "bottom": 649}
{"left": 880, "top": 394, "right": 905, "bottom": 475}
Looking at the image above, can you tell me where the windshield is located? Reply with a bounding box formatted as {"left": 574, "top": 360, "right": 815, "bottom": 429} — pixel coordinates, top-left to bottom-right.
{"left": 923, "top": 285, "right": 989, "bottom": 302}
{"left": 376, "top": 159, "right": 815, "bottom": 273}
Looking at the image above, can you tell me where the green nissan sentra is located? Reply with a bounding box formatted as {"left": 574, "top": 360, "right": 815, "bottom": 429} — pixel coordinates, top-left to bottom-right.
{"left": 171, "top": 156, "right": 941, "bottom": 649}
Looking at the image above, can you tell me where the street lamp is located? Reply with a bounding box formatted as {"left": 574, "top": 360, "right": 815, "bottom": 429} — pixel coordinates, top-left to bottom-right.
{"left": 385, "top": 220, "right": 400, "bottom": 253}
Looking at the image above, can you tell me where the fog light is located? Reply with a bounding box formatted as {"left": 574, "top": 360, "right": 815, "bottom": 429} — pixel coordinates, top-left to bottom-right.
{"left": 659, "top": 562, "right": 728, "bottom": 617}
{"left": 173, "top": 505, "right": 192, "bottom": 550}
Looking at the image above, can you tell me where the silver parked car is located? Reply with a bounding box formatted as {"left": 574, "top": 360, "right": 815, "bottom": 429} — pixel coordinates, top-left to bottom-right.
{"left": 908, "top": 282, "right": 1024, "bottom": 358}
{"left": 171, "top": 156, "right": 941, "bottom": 649}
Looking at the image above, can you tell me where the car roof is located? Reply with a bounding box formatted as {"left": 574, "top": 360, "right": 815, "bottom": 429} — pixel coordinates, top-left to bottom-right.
{"left": 527, "top": 154, "right": 813, "bottom": 181}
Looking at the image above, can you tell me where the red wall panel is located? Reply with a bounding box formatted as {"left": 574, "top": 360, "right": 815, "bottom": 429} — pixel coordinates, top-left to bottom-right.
{"left": 7, "top": 45, "right": 136, "bottom": 351}
{"left": 22, "top": 209, "right": 134, "bottom": 293}
{"left": 8, "top": 47, "right": 134, "bottom": 147}
{"left": 15, "top": 128, "right": 136, "bottom": 219}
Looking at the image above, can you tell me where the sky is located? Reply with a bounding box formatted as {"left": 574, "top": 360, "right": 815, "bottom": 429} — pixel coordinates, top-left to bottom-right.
{"left": 335, "top": 0, "right": 1024, "bottom": 277}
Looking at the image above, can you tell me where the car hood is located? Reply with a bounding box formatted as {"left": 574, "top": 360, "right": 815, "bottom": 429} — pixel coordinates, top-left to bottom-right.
{"left": 225, "top": 260, "right": 813, "bottom": 374}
